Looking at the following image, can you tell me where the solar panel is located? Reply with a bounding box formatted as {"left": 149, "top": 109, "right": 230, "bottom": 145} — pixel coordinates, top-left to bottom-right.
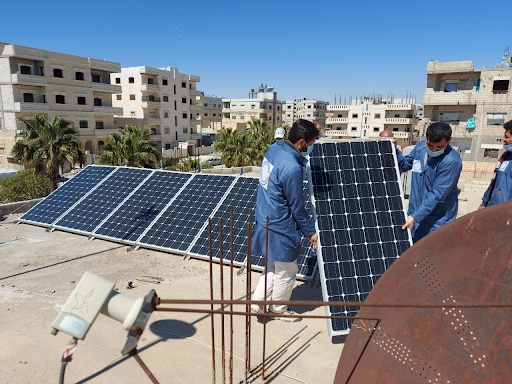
{"left": 250, "top": 181, "right": 318, "bottom": 280}
{"left": 309, "top": 140, "right": 412, "bottom": 336}
{"left": 19, "top": 165, "right": 116, "bottom": 227}
{"left": 53, "top": 167, "right": 153, "bottom": 234}
{"left": 92, "top": 171, "right": 193, "bottom": 243}
{"left": 187, "top": 176, "right": 258, "bottom": 265}
{"left": 138, "top": 174, "right": 236, "bottom": 253}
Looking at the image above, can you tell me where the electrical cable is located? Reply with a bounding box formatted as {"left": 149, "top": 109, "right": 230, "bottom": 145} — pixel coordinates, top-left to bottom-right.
{"left": 59, "top": 337, "right": 78, "bottom": 384}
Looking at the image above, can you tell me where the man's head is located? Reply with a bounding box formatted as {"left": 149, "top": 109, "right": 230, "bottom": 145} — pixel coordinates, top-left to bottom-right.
{"left": 425, "top": 122, "right": 452, "bottom": 153}
{"left": 289, "top": 119, "right": 319, "bottom": 152}
{"left": 274, "top": 127, "right": 285, "bottom": 140}
{"left": 313, "top": 120, "right": 322, "bottom": 132}
{"left": 503, "top": 120, "right": 512, "bottom": 146}
{"left": 379, "top": 130, "right": 394, "bottom": 138}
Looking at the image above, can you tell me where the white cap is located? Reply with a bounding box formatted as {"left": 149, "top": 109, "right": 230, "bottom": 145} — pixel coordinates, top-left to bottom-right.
{"left": 274, "top": 127, "right": 285, "bottom": 139}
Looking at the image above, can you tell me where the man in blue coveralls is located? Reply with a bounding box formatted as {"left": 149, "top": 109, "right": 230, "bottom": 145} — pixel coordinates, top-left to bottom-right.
{"left": 397, "top": 122, "right": 462, "bottom": 243}
{"left": 251, "top": 119, "right": 319, "bottom": 322}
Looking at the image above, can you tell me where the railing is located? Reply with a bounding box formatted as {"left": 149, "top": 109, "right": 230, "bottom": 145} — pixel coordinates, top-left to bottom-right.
{"left": 384, "top": 118, "right": 413, "bottom": 124}
{"left": 326, "top": 118, "right": 348, "bottom": 124}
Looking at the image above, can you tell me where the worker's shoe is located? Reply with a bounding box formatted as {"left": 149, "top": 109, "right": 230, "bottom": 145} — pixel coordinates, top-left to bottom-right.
{"left": 269, "top": 309, "right": 301, "bottom": 322}
{"left": 251, "top": 304, "right": 264, "bottom": 314}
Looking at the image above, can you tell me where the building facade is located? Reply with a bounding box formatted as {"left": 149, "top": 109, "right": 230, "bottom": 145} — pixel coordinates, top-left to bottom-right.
{"left": 222, "top": 84, "right": 283, "bottom": 130}
{"left": 282, "top": 97, "right": 328, "bottom": 128}
{"left": 0, "top": 43, "right": 123, "bottom": 167}
{"left": 422, "top": 55, "right": 512, "bottom": 161}
{"left": 325, "top": 96, "right": 418, "bottom": 148}
{"left": 112, "top": 66, "right": 201, "bottom": 152}
{"left": 195, "top": 92, "right": 222, "bottom": 146}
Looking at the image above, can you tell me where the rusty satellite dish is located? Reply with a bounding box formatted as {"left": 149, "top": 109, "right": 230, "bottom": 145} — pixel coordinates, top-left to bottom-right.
{"left": 334, "top": 201, "right": 512, "bottom": 383}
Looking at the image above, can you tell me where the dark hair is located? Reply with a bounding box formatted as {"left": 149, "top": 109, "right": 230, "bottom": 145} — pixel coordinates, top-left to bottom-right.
{"left": 288, "top": 119, "right": 319, "bottom": 144}
{"left": 504, "top": 120, "right": 512, "bottom": 135}
{"left": 426, "top": 122, "right": 452, "bottom": 143}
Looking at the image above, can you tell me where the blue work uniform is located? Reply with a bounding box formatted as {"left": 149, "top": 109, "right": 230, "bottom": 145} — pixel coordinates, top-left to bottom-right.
{"left": 252, "top": 140, "right": 316, "bottom": 262}
{"left": 481, "top": 151, "right": 512, "bottom": 207}
{"left": 396, "top": 140, "right": 462, "bottom": 242}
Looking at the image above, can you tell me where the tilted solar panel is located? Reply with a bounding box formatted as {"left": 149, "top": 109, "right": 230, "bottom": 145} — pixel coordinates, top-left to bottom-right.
{"left": 138, "top": 174, "right": 236, "bottom": 253}
{"left": 187, "top": 176, "right": 258, "bottom": 265}
{"left": 53, "top": 167, "right": 153, "bottom": 234}
{"left": 19, "top": 165, "right": 116, "bottom": 227}
{"left": 309, "top": 140, "right": 412, "bottom": 336}
{"left": 93, "top": 171, "right": 193, "bottom": 243}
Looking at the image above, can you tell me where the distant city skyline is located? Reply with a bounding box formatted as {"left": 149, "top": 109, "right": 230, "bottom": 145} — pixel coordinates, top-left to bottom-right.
{"left": 1, "top": 0, "right": 511, "bottom": 104}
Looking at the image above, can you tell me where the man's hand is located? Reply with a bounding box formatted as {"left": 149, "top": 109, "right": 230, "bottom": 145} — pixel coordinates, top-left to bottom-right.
{"left": 309, "top": 233, "right": 318, "bottom": 248}
{"left": 478, "top": 205, "right": 486, "bottom": 210}
{"left": 402, "top": 215, "right": 415, "bottom": 230}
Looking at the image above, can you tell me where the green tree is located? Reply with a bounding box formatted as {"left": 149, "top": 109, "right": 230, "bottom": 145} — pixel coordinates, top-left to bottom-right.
{"left": 11, "top": 114, "right": 85, "bottom": 191}
{"left": 99, "top": 125, "right": 161, "bottom": 168}
{"left": 0, "top": 169, "right": 52, "bottom": 203}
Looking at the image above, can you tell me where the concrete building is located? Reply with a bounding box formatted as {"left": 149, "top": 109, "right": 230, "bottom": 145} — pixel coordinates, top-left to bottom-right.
{"left": 282, "top": 97, "right": 328, "bottom": 128}
{"left": 195, "top": 92, "right": 222, "bottom": 146}
{"left": 112, "top": 66, "right": 201, "bottom": 153}
{"left": 422, "top": 51, "right": 512, "bottom": 161}
{"left": 0, "top": 42, "right": 123, "bottom": 167}
{"left": 325, "top": 96, "right": 418, "bottom": 148}
{"left": 222, "top": 84, "right": 283, "bottom": 130}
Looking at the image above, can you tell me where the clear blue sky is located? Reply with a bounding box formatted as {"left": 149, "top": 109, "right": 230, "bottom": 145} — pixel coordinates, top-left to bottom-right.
{"left": 1, "top": 0, "right": 511, "bottom": 104}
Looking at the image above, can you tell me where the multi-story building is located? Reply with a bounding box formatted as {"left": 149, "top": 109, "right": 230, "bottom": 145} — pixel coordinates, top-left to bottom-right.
{"left": 325, "top": 96, "right": 418, "bottom": 148}
{"left": 112, "top": 66, "right": 201, "bottom": 152}
{"left": 0, "top": 42, "right": 122, "bottom": 167}
{"left": 282, "top": 97, "right": 328, "bottom": 128}
{"left": 222, "top": 84, "right": 283, "bottom": 130}
{"left": 195, "top": 92, "right": 222, "bottom": 146}
{"left": 422, "top": 52, "right": 512, "bottom": 161}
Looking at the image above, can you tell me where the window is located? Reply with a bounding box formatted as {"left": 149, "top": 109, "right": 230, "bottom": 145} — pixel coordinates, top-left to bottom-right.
{"left": 131, "top": 111, "right": 136, "bottom": 117}
{"left": 130, "top": 94, "right": 135, "bottom": 100}
{"left": 374, "top": 113, "right": 381, "bottom": 119}
{"left": 55, "top": 95, "right": 65, "bottom": 104}
{"left": 164, "top": 127, "right": 170, "bottom": 134}
{"left": 163, "top": 95, "right": 169, "bottom": 102}
{"left": 364, "top": 117, "right": 367, "bottom": 124}
{"left": 204, "top": 113, "right": 208, "bottom": 116}
{"left": 53, "top": 68, "right": 63, "bottom": 78}
{"left": 487, "top": 113, "right": 506, "bottom": 125}
{"left": 175, "top": 116, "right": 177, "bottom": 126}
{"left": 493, "top": 80, "right": 509, "bottom": 94}
{"left": 394, "top": 114, "right": 400, "bottom": 118}
{"left": 93, "top": 98, "right": 102, "bottom": 106}
{"left": 444, "top": 82, "right": 458, "bottom": 92}
{"left": 351, "top": 126, "right": 357, "bottom": 131}
{"left": 151, "top": 128, "right": 157, "bottom": 135}
{"left": 79, "top": 120, "right": 88, "bottom": 128}
{"left": 182, "top": 113, "right": 187, "bottom": 118}
{"left": 147, "top": 78, "right": 154, "bottom": 85}
{"left": 484, "top": 148, "right": 499, "bottom": 158}
{"left": 182, "top": 97, "right": 187, "bottom": 103}
{"left": 162, "top": 79, "right": 168, "bottom": 85}
{"left": 91, "top": 74, "right": 101, "bottom": 83}
{"left": 115, "top": 78, "right": 121, "bottom": 84}
{"left": 373, "top": 127, "right": 379, "bottom": 132}
{"left": 129, "top": 77, "right": 134, "bottom": 83}
{"left": 116, "top": 95, "right": 122, "bottom": 100}
{"left": 165, "top": 143, "right": 171, "bottom": 149}
{"left": 77, "top": 96, "right": 86, "bottom": 105}
{"left": 174, "top": 100, "right": 177, "bottom": 110}
{"left": 23, "top": 93, "right": 34, "bottom": 102}
{"left": 181, "top": 82, "right": 186, "bottom": 88}
{"left": 75, "top": 72, "right": 85, "bottom": 81}
{"left": 20, "top": 65, "right": 31, "bottom": 75}
{"left": 441, "top": 113, "right": 460, "bottom": 123}
{"left": 307, "top": 105, "right": 312, "bottom": 109}
{"left": 164, "top": 112, "right": 169, "bottom": 118}
{"left": 95, "top": 121, "right": 104, "bottom": 129}
{"left": 352, "top": 113, "right": 358, "bottom": 118}
{"left": 183, "top": 127, "right": 188, "bottom": 133}
{"left": 173, "top": 84, "right": 176, "bottom": 94}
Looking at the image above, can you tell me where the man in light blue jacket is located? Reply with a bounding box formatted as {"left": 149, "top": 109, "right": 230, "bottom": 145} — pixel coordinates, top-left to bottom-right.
{"left": 397, "top": 122, "right": 462, "bottom": 243}
{"left": 251, "top": 119, "right": 319, "bottom": 322}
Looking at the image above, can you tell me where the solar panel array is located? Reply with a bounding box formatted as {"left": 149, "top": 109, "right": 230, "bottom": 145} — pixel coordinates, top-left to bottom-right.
{"left": 19, "top": 165, "right": 318, "bottom": 280}
{"left": 309, "top": 140, "right": 412, "bottom": 336}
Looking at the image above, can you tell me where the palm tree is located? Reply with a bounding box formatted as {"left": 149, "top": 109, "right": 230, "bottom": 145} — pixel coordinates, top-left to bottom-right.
{"left": 12, "top": 114, "right": 86, "bottom": 190}
{"left": 246, "top": 118, "right": 276, "bottom": 165}
{"left": 99, "top": 125, "right": 161, "bottom": 168}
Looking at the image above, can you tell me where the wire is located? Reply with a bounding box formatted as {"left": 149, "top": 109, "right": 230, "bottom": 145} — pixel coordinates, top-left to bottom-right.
{"left": 59, "top": 337, "right": 78, "bottom": 384}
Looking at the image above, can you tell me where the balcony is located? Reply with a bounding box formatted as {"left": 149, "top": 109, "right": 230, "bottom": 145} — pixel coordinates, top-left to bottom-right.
{"left": 422, "top": 90, "right": 477, "bottom": 105}
{"left": 384, "top": 118, "right": 413, "bottom": 124}
{"left": 14, "top": 101, "right": 50, "bottom": 112}
{"left": 384, "top": 104, "right": 415, "bottom": 110}
{"left": 392, "top": 131, "right": 411, "bottom": 139}
{"left": 11, "top": 73, "right": 47, "bottom": 86}
{"left": 188, "top": 74, "right": 200, "bottom": 82}
{"left": 189, "top": 89, "right": 201, "bottom": 96}
{"left": 327, "top": 105, "right": 350, "bottom": 111}
{"left": 190, "top": 133, "right": 201, "bottom": 140}
{"left": 146, "top": 117, "right": 161, "bottom": 125}
{"left": 92, "top": 106, "right": 123, "bottom": 115}
{"left": 325, "top": 129, "right": 350, "bottom": 137}
{"left": 141, "top": 83, "right": 160, "bottom": 92}
{"left": 326, "top": 117, "right": 348, "bottom": 124}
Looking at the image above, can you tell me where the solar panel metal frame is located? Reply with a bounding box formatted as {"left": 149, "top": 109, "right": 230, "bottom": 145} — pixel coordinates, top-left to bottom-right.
{"left": 18, "top": 165, "right": 117, "bottom": 228}
{"left": 309, "top": 139, "right": 412, "bottom": 336}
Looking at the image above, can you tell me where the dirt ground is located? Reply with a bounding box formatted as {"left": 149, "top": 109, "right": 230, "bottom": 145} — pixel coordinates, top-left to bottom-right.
{"left": 0, "top": 186, "right": 484, "bottom": 384}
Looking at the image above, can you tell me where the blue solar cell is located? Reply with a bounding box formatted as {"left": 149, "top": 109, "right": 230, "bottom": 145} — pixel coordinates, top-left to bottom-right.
{"left": 188, "top": 176, "right": 258, "bottom": 264}
{"left": 139, "top": 174, "right": 236, "bottom": 252}
{"left": 53, "top": 167, "right": 153, "bottom": 234}
{"left": 93, "top": 171, "right": 192, "bottom": 243}
{"left": 19, "top": 166, "right": 116, "bottom": 226}
{"left": 309, "top": 140, "right": 412, "bottom": 336}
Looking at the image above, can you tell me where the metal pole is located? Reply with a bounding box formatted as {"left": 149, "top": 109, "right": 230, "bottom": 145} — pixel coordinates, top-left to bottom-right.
{"left": 229, "top": 210, "right": 234, "bottom": 384}
{"left": 219, "top": 217, "right": 226, "bottom": 384}
{"left": 208, "top": 218, "right": 216, "bottom": 384}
